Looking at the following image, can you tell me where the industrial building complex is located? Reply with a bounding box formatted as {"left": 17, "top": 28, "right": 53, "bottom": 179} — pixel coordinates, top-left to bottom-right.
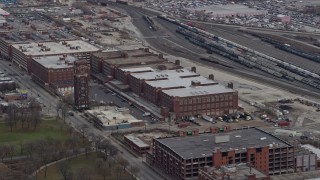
{"left": 31, "top": 55, "right": 77, "bottom": 93}
{"left": 91, "top": 49, "right": 238, "bottom": 120}
{"left": 11, "top": 40, "right": 99, "bottom": 73}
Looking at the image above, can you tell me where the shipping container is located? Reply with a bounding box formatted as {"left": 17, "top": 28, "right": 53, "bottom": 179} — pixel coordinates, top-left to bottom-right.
{"left": 117, "top": 123, "right": 132, "bottom": 129}
{"left": 278, "top": 121, "right": 290, "bottom": 127}
{"left": 202, "top": 115, "right": 213, "bottom": 122}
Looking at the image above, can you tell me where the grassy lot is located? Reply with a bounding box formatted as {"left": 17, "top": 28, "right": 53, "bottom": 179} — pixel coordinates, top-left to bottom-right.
{"left": 0, "top": 116, "right": 68, "bottom": 155}
{"left": 37, "top": 153, "right": 132, "bottom": 180}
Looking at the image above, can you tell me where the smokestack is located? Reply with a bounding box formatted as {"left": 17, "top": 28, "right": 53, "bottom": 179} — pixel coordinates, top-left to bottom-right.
{"left": 158, "top": 53, "right": 163, "bottom": 59}
{"left": 227, "top": 82, "right": 233, "bottom": 89}
{"left": 144, "top": 48, "right": 149, "bottom": 52}
{"left": 191, "top": 67, "right": 196, "bottom": 73}
{"left": 208, "top": 74, "right": 214, "bottom": 80}
{"left": 175, "top": 60, "right": 180, "bottom": 66}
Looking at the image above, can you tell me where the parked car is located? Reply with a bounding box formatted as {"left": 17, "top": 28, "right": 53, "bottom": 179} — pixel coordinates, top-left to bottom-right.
{"left": 142, "top": 112, "right": 151, "bottom": 117}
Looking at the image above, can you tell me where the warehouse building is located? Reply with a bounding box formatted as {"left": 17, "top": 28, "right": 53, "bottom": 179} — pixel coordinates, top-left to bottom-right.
{"left": 147, "top": 127, "right": 294, "bottom": 179}
{"left": 31, "top": 55, "right": 77, "bottom": 93}
{"left": 11, "top": 40, "right": 100, "bottom": 73}
{"left": 124, "top": 135, "right": 151, "bottom": 156}
{"left": 126, "top": 67, "right": 237, "bottom": 119}
{"left": 0, "top": 30, "right": 76, "bottom": 60}
{"left": 90, "top": 48, "right": 181, "bottom": 81}
{"left": 160, "top": 83, "right": 238, "bottom": 118}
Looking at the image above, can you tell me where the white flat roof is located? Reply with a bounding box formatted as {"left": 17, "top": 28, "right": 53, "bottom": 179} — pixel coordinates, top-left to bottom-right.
{"left": 33, "top": 55, "right": 77, "bottom": 69}
{"left": 130, "top": 68, "right": 198, "bottom": 80}
{"left": 0, "top": 8, "right": 10, "bottom": 16}
{"left": 121, "top": 67, "right": 155, "bottom": 73}
{"left": 125, "top": 135, "right": 150, "bottom": 148}
{"left": 12, "top": 40, "right": 100, "bottom": 56}
{"left": 146, "top": 76, "right": 216, "bottom": 89}
{"left": 87, "top": 107, "right": 143, "bottom": 126}
{"left": 162, "top": 85, "right": 235, "bottom": 97}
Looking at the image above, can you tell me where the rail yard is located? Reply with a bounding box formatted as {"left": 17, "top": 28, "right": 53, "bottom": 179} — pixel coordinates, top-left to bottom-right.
{"left": 109, "top": 2, "right": 320, "bottom": 98}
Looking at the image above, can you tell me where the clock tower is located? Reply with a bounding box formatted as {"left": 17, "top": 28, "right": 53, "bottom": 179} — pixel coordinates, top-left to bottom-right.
{"left": 74, "top": 60, "right": 90, "bottom": 110}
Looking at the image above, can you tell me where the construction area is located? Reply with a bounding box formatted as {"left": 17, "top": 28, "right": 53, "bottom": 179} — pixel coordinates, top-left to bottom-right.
{"left": 86, "top": 106, "right": 145, "bottom": 130}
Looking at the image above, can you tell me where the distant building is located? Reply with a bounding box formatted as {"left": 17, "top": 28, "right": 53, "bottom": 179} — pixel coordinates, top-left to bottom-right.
{"left": 31, "top": 55, "right": 77, "bottom": 93}
{"left": 90, "top": 48, "right": 180, "bottom": 82}
{"left": 277, "top": 14, "right": 291, "bottom": 23}
{"left": 0, "top": 30, "right": 76, "bottom": 60}
{"left": 11, "top": 40, "right": 99, "bottom": 73}
{"left": 147, "top": 127, "right": 294, "bottom": 179}
{"left": 74, "top": 60, "right": 90, "bottom": 110}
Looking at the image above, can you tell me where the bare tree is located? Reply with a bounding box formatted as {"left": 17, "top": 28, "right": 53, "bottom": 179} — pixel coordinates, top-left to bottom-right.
{"left": 95, "top": 158, "right": 110, "bottom": 180}
{"left": 7, "top": 145, "right": 14, "bottom": 161}
{"left": 61, "top": 104, "right": 69, "bottom": 123}
{"left": 35, "top": 139, "right": 50, "bottom": 178}
{"left": 31, "top": 110, "right": 42, "bottom": 129}
{"left": 79, "top": 124, "right": 89, "bottom": 143}
{"left": 92, "top": 135, "right": 103, "bottom": 153}
{"left": 65, "top": 135, "right": 80, "bottom": 154}
{"left": 6, "top": 104, "right": 19, "bottom": 131}
{"left": 0, "top": 145, "right": 9, "bottom": 161}
{"left": 5, "top": 104, "right": 19, "bottom": 132}
{"left": 24, "top": 141, "right": 37, "bottom": 158}
{"left": 98, "top": 139, "right": 118, "bottom": 160}
{"left": 19, "top": 110, "right": 28, "bottom": 129}
{"left": 84, "top": 140, "right": 91, "bottom": 159}
{"left": 129, "top": 165, "right": 140, "bottom": 179}
{"left": 58, "top": 161, "right": 73, "bottom": 180}
{"left": 75, "top": 167, "right": 91, "bottom": 180}
{"left": 56, "top": 101, "right": 64, "bottom": 120}
{"left": 117, "top": 156, "right": 129, "bottom": 172}
{"left": 115, "top": 164, "right": 123, "bottom": 178}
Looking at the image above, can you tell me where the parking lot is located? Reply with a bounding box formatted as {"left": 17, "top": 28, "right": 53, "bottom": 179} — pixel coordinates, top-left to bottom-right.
{"left": 89, "top": 82, "right": 156, "bottom": 124}
{"left": 143, "top": 0, "right": 320, "bottom": 32}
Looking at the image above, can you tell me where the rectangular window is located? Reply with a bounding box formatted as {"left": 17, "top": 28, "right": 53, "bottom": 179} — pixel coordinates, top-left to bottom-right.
{"left": 222, "top": 152, "right": 228, "bottom": 157}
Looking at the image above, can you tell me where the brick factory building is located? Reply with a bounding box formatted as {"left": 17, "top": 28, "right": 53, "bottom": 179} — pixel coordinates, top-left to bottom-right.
{"left": 0, "top": 30, "right": 76, "bottom": 60}
{"left": 31, "top": 55, "right": 77, "bottom": 93}
{"left": 124, "top": 135, "right": 151, "bottom": 156}
{"left": 147, "top": 127, "right": 294, "bottom": 179}
{"left": 74, "top": 60, "right": 90, "bottom": 110}
{"left": 11, "top": 40, "right": 99, "bottom": 73}
{"left": 126, "top": 67, "right": 237, "bottom": 119}
{"left": 0, "top": 12, "right": 77, "bottom": 59}
{"left": 90, "top": 48, "right": 182, "bottom": 82}
{"left": 90, "top": 49, "right": 237, "bottom": 119}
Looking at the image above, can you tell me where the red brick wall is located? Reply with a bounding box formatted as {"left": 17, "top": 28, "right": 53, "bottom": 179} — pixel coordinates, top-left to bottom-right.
{"left": 143, "top": 83, "right": 158, "bottom": 104}
{"left": 160, "top": 92, "right": 238, "bottom": 119}
{"left": 247, "top": 147, "right": 270, "bottom": 174}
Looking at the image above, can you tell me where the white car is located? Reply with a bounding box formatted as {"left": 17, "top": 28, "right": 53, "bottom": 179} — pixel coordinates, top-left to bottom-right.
{"left": 142, "top": 112, "right": 151, "bottom": 116}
